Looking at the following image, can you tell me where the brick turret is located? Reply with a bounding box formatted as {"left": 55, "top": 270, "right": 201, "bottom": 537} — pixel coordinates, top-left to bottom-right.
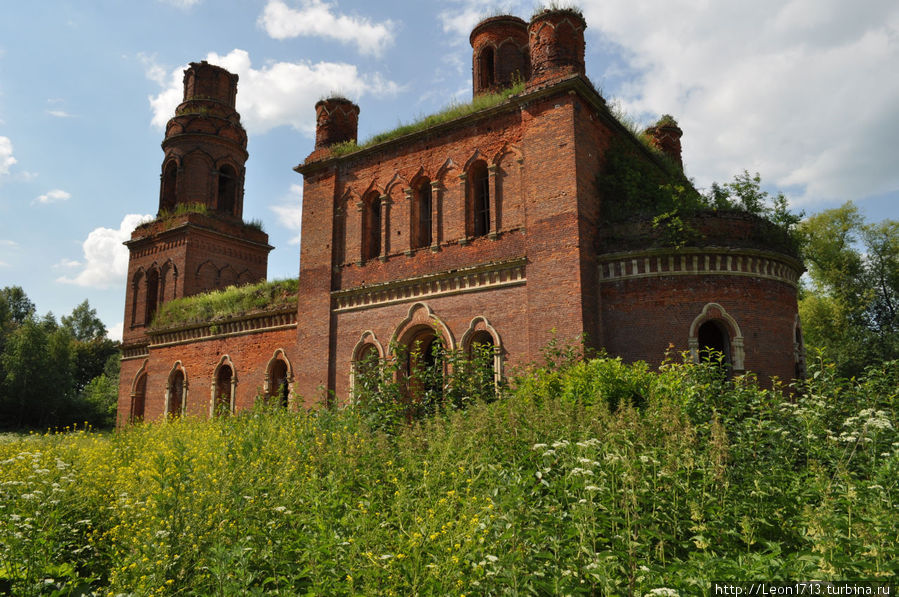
{"left": 159, "top": 61, "right": 248, "bottom": 219}
{"left": 527, "top": 8, "right": 586, "bottom": 89}
{"left": 470, "top": 15, "right": 529, "bottom": 97}
{"left": 314, "top": 97, "right": 360, "bottom": 149}
{"left": 646, "top": 116, "right": 684, "bottom": 170}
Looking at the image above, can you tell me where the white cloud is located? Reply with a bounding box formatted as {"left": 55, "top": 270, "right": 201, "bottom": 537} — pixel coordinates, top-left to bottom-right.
{"left": 35, "top": 189, "right": 71, "bottom": 204}
{"left": 438, "top": 0, "right": 530, "bottom": 40}
{"left": 0, "top": 239, "right": 17, "bottom": 247}
{"left": 0, "top": 136, "right": 16, "bottom": 176}
{"left": 58, "top": 214, "right": 153, "bottom": 289}
{"left": 577, "top": 0, "right": 899, "bottom": 206}
{"left": 270, "top": 184, "right": 303, "bottom": 245}
{"left": 146, "top": 49, "right": 401, "bottom": 135}
{"left": 107, "top": 321, "right": 124, "bottom": 342}
{"left": 259, "top": 0, "right": 395, "bottom": 56}
{"left": 47, "top": 110, "right": 74, "bottom": 118}
{"left": 53, "top": 258, "right": 81, "bottom": 269}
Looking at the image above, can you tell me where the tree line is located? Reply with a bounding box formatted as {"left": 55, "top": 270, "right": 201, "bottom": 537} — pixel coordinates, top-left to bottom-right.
{"left": 0, "top": 288, "right": 120, "bottom": 430}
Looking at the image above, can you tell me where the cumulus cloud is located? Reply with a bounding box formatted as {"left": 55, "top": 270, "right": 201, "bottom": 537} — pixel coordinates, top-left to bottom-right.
{"left": 35, "top": 189, "right": 71, "bottom": 204}
{"left": 259, "top": 0, "right": 395, "bottom": 56}
{"left": 577, "top": 0, "right": 899, "bottom": 206}
{"left": 0, "top": 136, "right": 16, "bottom": 176}
{"left": 146, "top": 49, "right": 401, "bottom": 135}
{"left": 107, "top": 321, "right": 124, "bottom": 342}
{"left": 58, "top": 214, "right": 153, "bottom": 289}
{"left": 270, "top": 184, "right": 303, "bottom": 245}
{"left": 438, "top": 0, "right": 530, "bottom": 40}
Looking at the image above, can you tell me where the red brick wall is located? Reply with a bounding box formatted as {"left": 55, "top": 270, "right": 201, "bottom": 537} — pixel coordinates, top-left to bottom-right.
{"left": 118, "top": 327, "right": 298, "bottom": 424}
{"left": 601, "top": 273, "right": 799, "bottom": 383}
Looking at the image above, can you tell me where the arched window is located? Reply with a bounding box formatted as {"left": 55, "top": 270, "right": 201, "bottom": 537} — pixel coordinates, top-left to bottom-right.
{"left": 362, "top": 192, "right": 382, "bottom": 261}
{"left": 468, "top": 161, "right": 490, "bottom": 238}
{"left": 405, "top": 328, "right": 444, "bottom": 407}
{"left": 145, "top": 269, "right": 160, "bottom": 325}
{"left": 213, "top": 363, "right": 234, "bottom": 416}
{"left": 131, "top": 372, "right": 146, "bottom": 423}
{"left": 353, "top": 343, "right": 381, "bottom": 400}
{"left": 160, "top": 161, "right": 177, "bottom": 212}
{"left": 412, "top": 178, "right": 432, "bottom": 249}
{"left": 697, "top": 320, "right": 731, "bottom": 366}
{"left": 167, "top": 369, "right": 185, "bottom": 417}
{"left": 268, "top": 359, "right": 290, "bottom": 408}
{"left": 217, "top": 165, "right": 237, "bottom": 215}
{"left": 478, "top": 46, "right": 495, "bottom": 89}
{"left": 130, "top": 270, "right": 144, "bottom": 327}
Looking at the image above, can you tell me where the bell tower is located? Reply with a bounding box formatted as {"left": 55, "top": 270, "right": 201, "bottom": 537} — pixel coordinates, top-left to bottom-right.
{"left": 121, "top": 62, "right": 272, "bottom": 345}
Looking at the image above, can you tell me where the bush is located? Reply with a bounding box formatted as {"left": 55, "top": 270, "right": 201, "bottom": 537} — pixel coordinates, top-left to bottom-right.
{"left": 0, "top": 356, "right": 896, "bottom": 594}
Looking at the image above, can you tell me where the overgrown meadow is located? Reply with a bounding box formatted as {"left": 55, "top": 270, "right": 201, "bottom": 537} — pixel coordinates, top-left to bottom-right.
{"left": 1, "top": 354, "right": 897, "bottom": 596}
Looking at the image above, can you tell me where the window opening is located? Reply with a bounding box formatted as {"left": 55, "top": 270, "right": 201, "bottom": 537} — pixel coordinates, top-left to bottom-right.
{"left": 363, "top": 193, "right": 382, "bottom": 261}
{"left": 269, "top": 359, "right": 289, "bottom": 407}
{"left": 132, "top": 373, "right": 146, "bottom": 423}
{"left": 415, "top": 180, "right": 432, "bottom": 249}
{"left": 217, "top": 165, "right": 236, "bottom": 215}
{"left": 169, "top": 370, "right": 184, "bottom": 417}
{"left": 145, "top": 269, "right": 160, "bottom": 325}
{"left": 469, "top": 161, "right": 490, "bottom": 238}
{"left": 479, "top": 47, "right": 495, "bottom": 89}
{"left": 215, "top": 366, "right": 233, "bottom": 415}
{"left": 161, "top": 162, "right": 177, "bottom": 212}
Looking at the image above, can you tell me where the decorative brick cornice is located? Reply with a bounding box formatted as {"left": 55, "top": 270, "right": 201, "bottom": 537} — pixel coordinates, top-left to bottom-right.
{"left": 598, "top": 248, "right": 802, "bottom": 288}
{"left": 332, "top": 257, "right": 527, "bottom": 312}
{"left": 121, "top": 343, "right": 150, "bottom": 361}
{"left": 146, "top": 307, "right": 297, "bottom": 348}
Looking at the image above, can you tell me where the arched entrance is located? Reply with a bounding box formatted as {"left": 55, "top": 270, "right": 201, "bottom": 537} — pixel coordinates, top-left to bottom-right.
{"left": 697, "top": 320, "right": 731, "bottom": 365}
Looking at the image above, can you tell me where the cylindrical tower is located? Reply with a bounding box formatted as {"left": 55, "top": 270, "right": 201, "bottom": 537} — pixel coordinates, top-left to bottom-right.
{"left": 314, "top": 97, "right": 360, "bottom": 149}
{"left": 527, "top": 9, "right": 587, "bottom": 89}
{"left": 470, "top": 15, "right": 529, "bottom": 97}
{"left": 646, "top": 116, "right": 684, "bottom": 170}
{"left": 159, "top": 61, "right": 248, "bottom": 218}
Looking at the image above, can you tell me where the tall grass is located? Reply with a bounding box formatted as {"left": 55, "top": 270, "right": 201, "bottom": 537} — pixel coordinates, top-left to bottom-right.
{"left": 0, "top": 355, "right": 896, "bottom": 595}
{"left": 150, "top": 278, "right": 298, "bottom": 329}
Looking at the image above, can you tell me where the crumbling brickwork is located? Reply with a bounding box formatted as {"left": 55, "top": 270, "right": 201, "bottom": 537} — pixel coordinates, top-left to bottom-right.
{"left": 118, "top": 10, "right": 803, "bottom": 425}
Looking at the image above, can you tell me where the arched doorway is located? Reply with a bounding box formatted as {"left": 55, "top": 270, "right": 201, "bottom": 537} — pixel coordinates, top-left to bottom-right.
{"left": 697, "top": 320, "right": 731, "bottom": 365}
{"left": 403, "top": 327, "right": 444, "bottom": 413}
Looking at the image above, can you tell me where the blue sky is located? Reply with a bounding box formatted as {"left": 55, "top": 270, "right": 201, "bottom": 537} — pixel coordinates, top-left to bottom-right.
{"left": 1, "top": 0, "right": 897, "bottom": 340}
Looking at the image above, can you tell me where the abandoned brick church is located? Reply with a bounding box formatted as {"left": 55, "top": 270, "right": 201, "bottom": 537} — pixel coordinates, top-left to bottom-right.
{"left": 117, "top": 10, "right": 805, "bottom": 424}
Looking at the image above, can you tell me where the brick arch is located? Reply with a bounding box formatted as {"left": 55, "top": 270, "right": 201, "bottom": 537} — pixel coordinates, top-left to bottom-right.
{"left": 129, "top": 359, "right": 149, "bottom": 423}
{"left": 130, "top": 268, "right": 145, "bottom": 326}
{"left": 388, "top": 302, "right": 456, "bottom": 355}
{"left": 492, "top": 142, "right": 523, "bottom": 166}
{"left": 264, "top": 348, "right": 294, "bottom": 408}
{"left": 688, "top": 302, "right": 745, "bottom": 372}
{"left": 165, "top": 361, "right": 188, "bottom": 418}
{"left": 460, "top": 315, "right": 504, "bottom": 385}
{"left": 195, "top": 260, "right": 218, "bottom": 292}
{"left": 210, "top": 355, "right": 237, "bottom": 416}
{"left": 384, "top": 171, "right": 409, "bottom": 196}
{"left": 435, "top": 157, "right": 458, "bottom": 181}
{"left": 218, "top": 264, "right": 239, "bottom": 288}
{"left": 463, "top": 149, "right": 488, "bottom": 173}
{"left": 349, "top": 330, "right": 385, "bottom": 396}
{"left": 160, "top": 259, "right": 178, "bottom": 303}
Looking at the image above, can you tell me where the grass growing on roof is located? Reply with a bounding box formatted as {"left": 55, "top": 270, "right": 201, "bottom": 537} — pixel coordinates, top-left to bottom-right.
{"left": 150, "top": 277, "right": 298, "bottom": 329}
{"left": 330, "top": 81, "right": 526, "bottom": 157}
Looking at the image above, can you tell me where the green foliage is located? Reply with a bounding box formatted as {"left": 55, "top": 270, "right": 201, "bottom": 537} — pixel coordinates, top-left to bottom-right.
{"left": 0, "top": 288, "right": 120, "bottom": 430}
{"left": 351, "top": 336, "right": 500, "bottom": 432}
{"left": 0, "top": 356, "right": 896, "bottom": 594}
{"left": 799, "top": 203, "right": 899, "bottom": 376}
{"left": 330, "top": 82, "right": 526, "bottom": 157}
{"left": 150, "top": 278, "right": 299, "bottom": 329}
